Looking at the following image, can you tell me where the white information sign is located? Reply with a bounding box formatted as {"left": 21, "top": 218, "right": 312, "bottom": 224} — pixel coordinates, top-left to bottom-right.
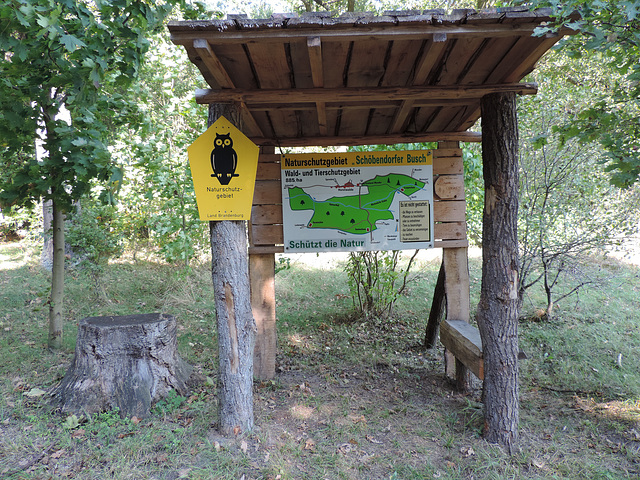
{"left": 281, "top": 150, "right": 434, "bottom": 253}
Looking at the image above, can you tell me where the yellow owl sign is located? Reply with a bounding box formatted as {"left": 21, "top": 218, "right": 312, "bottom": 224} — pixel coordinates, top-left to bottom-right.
{"left": 187, "top": 116, "right": 259, "bottom": 221}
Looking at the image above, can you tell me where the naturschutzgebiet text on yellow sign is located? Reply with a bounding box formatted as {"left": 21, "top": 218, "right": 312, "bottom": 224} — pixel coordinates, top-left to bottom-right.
{"left": 187, "top": 116, "right": 259, "bottom": 221}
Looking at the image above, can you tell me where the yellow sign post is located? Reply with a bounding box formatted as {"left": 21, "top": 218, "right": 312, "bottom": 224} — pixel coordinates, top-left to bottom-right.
{"left": 187, "top": 116, "right": 259, "bottom": 221}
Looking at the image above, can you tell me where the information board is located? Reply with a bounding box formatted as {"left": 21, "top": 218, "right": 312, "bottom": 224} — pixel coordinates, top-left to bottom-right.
{"left": 281, "top": 151, "right": 434, "bottom": 253}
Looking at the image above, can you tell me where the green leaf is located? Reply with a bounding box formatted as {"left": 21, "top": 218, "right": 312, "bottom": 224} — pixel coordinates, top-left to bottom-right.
{"left": 36, "top": 15, "right": 50, "bottom": 28}
{"left": 63, "top": 414, "right": 80, "bottom": 430}
{"left": 60, "top": 34, "right": 86, "bottom": 52}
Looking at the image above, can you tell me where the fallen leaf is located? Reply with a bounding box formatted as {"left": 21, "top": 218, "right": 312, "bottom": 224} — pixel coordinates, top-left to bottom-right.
{"left": 51, "top": 449, "right": 66, "bottom": 459}
{"left": 366, "top": 435, "right": 382, "bottom": 444}
{"left": 214, "top": 441, "right": 221, "bottom": 451}
{"left": 156, "top": 453, "right": 168, "bottom": 462}
{"left": 460, "top": 446, "right": 475, "bottom": 457}
{"left": 233, "top": 425, "right": 241, "bottom": 436}
{"left": 71, "top": 428, "right": 85, "bottom": 438}
{"left": 130, "top": 416, "right": 141, "bottom": 425}
{"left": 240, "top": 440, "right": 248, "bottom": 453}
{"left": 23, "top": 388, "right": 47, "bottom": 398}
{"left": 178, "top": 468, "right": 192, "bottom": 478}
{"left": 532, "top": 459, "right": 546, "bottom": 469}
{"left": 304, "top": 438, "right": 315, "bottom": 451}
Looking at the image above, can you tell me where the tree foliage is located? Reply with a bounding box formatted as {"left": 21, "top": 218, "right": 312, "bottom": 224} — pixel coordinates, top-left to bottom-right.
{"left": 0, "top": 0, "right": 178, "bottom": 211}
{"left": 0, "top": 0, "right": 194, "bottom": 348}
{"left": 519, "top": 0, "right": 640, "bottom": 187}
{"left": 517, "top": 50, "right": 640, "bottom": 316}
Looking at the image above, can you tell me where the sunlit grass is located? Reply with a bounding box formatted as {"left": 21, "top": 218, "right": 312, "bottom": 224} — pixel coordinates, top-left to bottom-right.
{"left": 1, "top": 239, "right": 640, "bottom": 479}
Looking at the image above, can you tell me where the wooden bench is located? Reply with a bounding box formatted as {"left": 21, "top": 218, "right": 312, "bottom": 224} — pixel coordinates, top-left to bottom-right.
{"left": 440, "top": 319, "right": 484, "bottom": 380}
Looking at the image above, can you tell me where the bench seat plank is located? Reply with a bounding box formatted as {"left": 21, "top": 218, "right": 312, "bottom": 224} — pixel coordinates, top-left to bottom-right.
{"left": 440, "top": 319, "right": 484, "bottom": 380}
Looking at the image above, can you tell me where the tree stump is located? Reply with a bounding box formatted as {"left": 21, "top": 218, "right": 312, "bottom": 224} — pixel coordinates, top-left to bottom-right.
{"left": 50, "top": 313, "right": 193, "bottom": 418}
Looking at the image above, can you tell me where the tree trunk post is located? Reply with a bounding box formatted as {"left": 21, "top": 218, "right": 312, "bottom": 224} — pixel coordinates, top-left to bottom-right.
{"left": 48, "top": 198, "right": 65, "bottom": 350}
{"left": 208, "top": 103, "right": 256, "bottom": 435}
{"left": 478, "top": 92, "right": 520, "bottom": 452}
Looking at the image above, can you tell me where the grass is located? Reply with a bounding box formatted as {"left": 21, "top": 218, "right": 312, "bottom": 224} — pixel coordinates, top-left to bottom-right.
{"left": 0, "top": 240, "right": 639, "bottom": 479}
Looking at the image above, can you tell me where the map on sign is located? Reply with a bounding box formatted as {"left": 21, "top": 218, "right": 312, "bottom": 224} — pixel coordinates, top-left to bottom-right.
{"left": 281, "top": 151, "right": 434, "bottom": 253}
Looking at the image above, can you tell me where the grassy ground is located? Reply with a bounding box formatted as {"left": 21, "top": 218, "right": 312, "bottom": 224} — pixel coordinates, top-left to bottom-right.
{"left": 0, "top": 240, "right": 639, "bottom": 479}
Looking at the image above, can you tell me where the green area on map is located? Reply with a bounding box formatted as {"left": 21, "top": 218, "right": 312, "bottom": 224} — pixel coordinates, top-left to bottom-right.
{"left": 287, "top": 173, "right": 425, "bottom": 234}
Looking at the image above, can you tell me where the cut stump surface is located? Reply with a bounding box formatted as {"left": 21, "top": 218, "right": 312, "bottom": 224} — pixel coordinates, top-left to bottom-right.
{"left": 51, "top": 313, "right": 193, "bottom": 418}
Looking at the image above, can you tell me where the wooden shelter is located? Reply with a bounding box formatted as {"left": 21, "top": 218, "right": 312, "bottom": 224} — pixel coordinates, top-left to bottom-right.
{"left": 168, "top": 7, "right": 569, "bottom": 443}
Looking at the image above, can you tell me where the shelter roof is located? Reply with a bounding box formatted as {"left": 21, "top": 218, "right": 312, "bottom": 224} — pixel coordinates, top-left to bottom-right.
{"left": 168, "top": 7, "right": 566, "bottom": 147}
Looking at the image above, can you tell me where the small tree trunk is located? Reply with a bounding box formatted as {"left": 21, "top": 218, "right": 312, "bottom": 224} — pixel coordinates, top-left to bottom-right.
{"left": 48, "top": 198, "right": 65, "bottom": 350}
{"left": 41, "top": 199, "right": 53, "bottom": 271}
{"left": 208, "top": 103, "right": 256, "bottom": 435}
{"left": 478, "top": 92, "right": 520, "bottom": 452}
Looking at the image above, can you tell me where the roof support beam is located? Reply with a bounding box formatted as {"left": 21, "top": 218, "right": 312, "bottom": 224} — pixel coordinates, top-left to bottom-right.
{"left": 307, "top": 36, "right": 328, "bottom": 136}
{"left": 249, "top": 130, "right": 481, "bottom": 147}
{"left": 195, "top": 83, "right": 537, "bottom": 105}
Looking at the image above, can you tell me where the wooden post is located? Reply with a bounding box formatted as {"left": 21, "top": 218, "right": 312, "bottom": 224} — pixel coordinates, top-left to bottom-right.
{"left": 437, "top": 140, "right": 471, "bottom": 391}
{"left": 423, "top": 259, "right": 445, "bottom": 348}
{"left": 478, "top": 92, "right": 520, "bottom": 452}
{"left": 208, "top": 103, "right": 256, "bottom": 435}
{"left": 250, "top": 250, "right": 276, "bottom": 380}
{"left": 249, "top": 146, "right": 278, "bottom": 380}
{"left": 443, "top": 246, "right": 471, "bottom": 391}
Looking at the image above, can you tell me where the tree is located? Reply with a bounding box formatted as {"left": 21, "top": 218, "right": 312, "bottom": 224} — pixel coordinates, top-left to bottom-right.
{"left": 519, "top": 0, "right": 640, "bottom": 187}
{"left": 111, "top": 31, "right": 210, "bottom": 267}
{"left": 517, "top": 50, "right": 640, "bottom": 317}
{"left": 478, "top": 92, "right": 520, "bottom": 452}
{"left": 0, "top": 0, "right": 178, "bottom": 349}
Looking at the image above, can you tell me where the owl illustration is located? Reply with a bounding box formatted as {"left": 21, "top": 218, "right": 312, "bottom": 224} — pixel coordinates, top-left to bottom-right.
{"left": 210, "top": 133, "right": 238, "bottom": 185}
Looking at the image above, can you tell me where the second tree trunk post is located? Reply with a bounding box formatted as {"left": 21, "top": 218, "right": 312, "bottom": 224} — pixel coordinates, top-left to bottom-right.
{"left": 208, "top": 103, "right": 256, "bottom": 435}
{"left": 478, "top": 92, "right": 520, "bottom": 452}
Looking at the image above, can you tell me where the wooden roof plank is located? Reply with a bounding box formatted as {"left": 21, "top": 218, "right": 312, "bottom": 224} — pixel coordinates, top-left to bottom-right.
{"left": 388, "top": 38, "right": 449, "bottom": 134}
{"left": 209, "top": 43, "right": 258, "bottom": 89}
{"left": 485, "top": 35, "right": 559, "bottom": 84}
{"left": 342, "top": 38, "right": 389, "bottom": 136}
{"left": 245, "top": 42, "right": 298, "bottom": 138}
{"left": 193, "top": 39, "right": 235, "bottom": 88}
{"left": 170, "top": 10, "right": 565, "bottom": 144}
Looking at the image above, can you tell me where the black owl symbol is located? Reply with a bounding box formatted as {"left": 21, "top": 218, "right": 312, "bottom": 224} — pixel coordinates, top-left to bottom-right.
{"left": 211, "top": 133, "right": 238, "bottom": 185}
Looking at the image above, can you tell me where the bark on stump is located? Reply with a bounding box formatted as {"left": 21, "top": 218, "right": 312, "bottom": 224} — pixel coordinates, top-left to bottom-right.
{"left": 50, "top": 313, "right": 193, "bottom": 418}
